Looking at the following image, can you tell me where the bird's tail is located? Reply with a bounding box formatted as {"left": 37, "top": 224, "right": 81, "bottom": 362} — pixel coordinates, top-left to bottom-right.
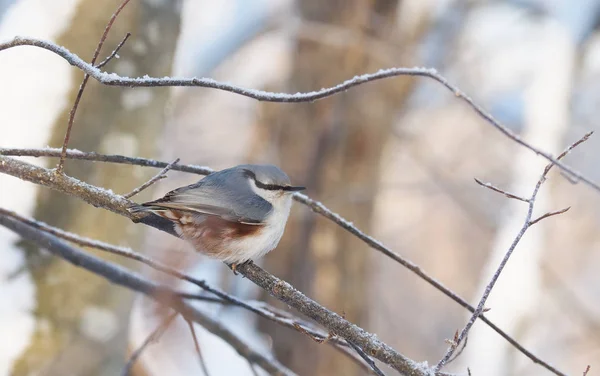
{"left": 128, "top": 202, "right": 183, "bottom": 225}
{"left": 127, "top": 203, "right": 149, "bottom": 214}
{"left": 127, "top": 202, "right": 165, "bottom": 214}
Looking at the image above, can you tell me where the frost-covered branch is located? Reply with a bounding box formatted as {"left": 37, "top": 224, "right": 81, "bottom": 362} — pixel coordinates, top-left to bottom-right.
{"left": 57, "top": 0, "right": 132, "bottom": 173}
{"left": 0, "top": 148, "right": 565, "bottom": 374}
{"left": 1, "top": 37, "right": 599, "bottom": 194}
{"left": 435, "top": 132, "right": 593, "bottom": 374}
{"left": 0, "top": 207, "right": 377, "bottom": 374}
{"left": 0, "top": 147, "right": 565, "bottom": 376}
{"left": 0, "top": 155, "right": 432, "bottom": 376}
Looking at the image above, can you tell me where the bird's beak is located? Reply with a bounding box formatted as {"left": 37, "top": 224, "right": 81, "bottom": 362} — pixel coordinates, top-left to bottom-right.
{"left": 286, "top": 185, "right": 306, "bottom": 192}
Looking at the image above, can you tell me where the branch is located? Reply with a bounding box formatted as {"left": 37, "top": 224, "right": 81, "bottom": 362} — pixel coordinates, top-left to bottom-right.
{"left": 1, "top": 38, "right": 599, "bottom": 193}
{"left": 57, "top": 0, "right": 132, "bottom": 173}
{"left": 122, "top": 311, "right": 178, "bottom": 376}
{"left": 97, "top": 32, "right": 131, "bottom": 69}
{"left": 185, "top": 319, "right": 211, "bottom": 376}
{"left": 473, "top": 178, "right": 529, "bottom": 203}
{"left": 123, "top": 157, "right": 179, "bottom": 198}
{"left": 436, "top": 133, "right": 591, "bottom": 372}
{"left": 0, "top": 159, "right": 423, "bottom": 374}
{"left": 0, "top": 208, "right": 357, "bottom": 348}
{"left": 346, "top": 341, "right": 387, "bottom": 376}
{"left": 529, "top": 207, "right": 570, "bottom": 226}
{"left": 0, "top": 209, "right": 335, "bottom": 339}
{"left": 0, "top": 147, "right": 213, "bottom": 174}
{"left": 0, "top": 214, "right": 294, "bottom": 376}
{"left": 0, "top": 150, "right": 566, "bottom": 376}
{"left": 0, "top": 206, "right": 378, "bottom": 372}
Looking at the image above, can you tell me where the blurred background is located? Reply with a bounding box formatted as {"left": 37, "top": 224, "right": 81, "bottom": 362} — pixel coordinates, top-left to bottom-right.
{"left": 1, "top": 0, "right": 600, "bottom": 375}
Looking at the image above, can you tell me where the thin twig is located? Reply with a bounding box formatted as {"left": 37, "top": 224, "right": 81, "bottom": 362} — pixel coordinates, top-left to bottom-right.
{"left": 123, "top": 158, "right": 179, "bottom": 198}
{"left": 122, "top": 311, "right": 178, "bottom": 376}
{"left": 346, "top": 341, "right": 387, "bottom": 376}
{"left": 293, "top": 322, "right": 334, "bottom": 344}
{"left": 446, "top": 335, "right": 468, "bottom": 366}
{"left": 2, "top": 39, "right": 599, "bottom": 194}
{"left": 96, "top": 32, "right": 131, "bottom": 69}
{"left": 185, "top": 319, "right": 211, "bottom": 376}
{"left": 544, "top": 131, "right": 594, "bottom": 176}
{"left": 435, "top": 132, "right": 591, "bottom": 372}
{"left": 473, "top": 178, "right": 529, "bottom": 203}
{"left": 583, "top": 365, "right": 591, "bottom": 376}
{"left": 248, "top": 360, "right": 261, "bottom": 376}
{"left": 56, "top": 0, "right": 132, "bottom": 174}
{"left": 0, "top": 147, "right": 213, "bottom": 174}
{"left": 0, "top": 152, "right": 568, "bottom": 376}
{"left": 529, "top": 207, "right": 571, "bottom": 226}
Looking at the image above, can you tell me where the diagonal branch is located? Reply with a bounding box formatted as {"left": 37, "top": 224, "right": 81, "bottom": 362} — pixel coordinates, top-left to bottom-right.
{"left": 436, "top": 132, "right": 592, "bottom": 372}
{"left": 0, "top": 150, "right": 567, "bottom": 376}
{"left": 185, "top": 319, "right": 211, "bottom": 376}
{"left": 0, "top": 206, "right": 376, "bottom": 373}
{"left": 97, "top": 32, "right": 131, "bottom": 69}
{"left": 0, "top": 156, "right": 430, "bottom": 375}
{"left": 56, "top": 0, "right": 132, "bottom": 173}
{"left": 1, "top": 38, "right": 599, "bottom": 193}
{"left": 122, "top": 311, "right": 178, "bottom": 376}
{"left": 123, "top": 158, "right": 180, "bottom": 198}
{"left": 0, "top": 214, "right": 294, "bottom": 376}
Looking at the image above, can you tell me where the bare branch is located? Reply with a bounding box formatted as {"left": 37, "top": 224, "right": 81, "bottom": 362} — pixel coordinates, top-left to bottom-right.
{"left": 56, "top": 0, "right": 132, "bottom": 174}
{"left": 96, "top": 32, "right": 131, "bottom": 69}
{"left": 529, "top": 207, "right": 571, "bottom": 226}
{"left": 0, "top": 156, "right": 430, "bottom": 376}
{"left": 0, "top": 147, "right": 213, "bottom": 175}
{"left": 346, "top": 341, "right": 387, "bottom": 376}
{"left": 122, "top": 311, "right": 178, "bottom": 376}
{"left": 0, "top": 208, "right": 342, "bottom": 344}
{"left": 473, "top": 178, "right": 529, "bottom": 203}
{"left": 446, "top": 335, "right": 468, "bottom": 366}
{"left": 435, "top": 132, "right": 592, "bottom": 372}
{"left": 583, "top": 365, "right": 591, "bottom": 376}
{"left": 292, "top": 322, "right": 334, "bottom": 344}
{"left": 0, "top": 207, "right": 393, "bottom": 375}
{"left": 123, "top": 158, "right": 180, "bottom": 199}
{"left": 185, "top": 319, "right": 211, "bottom": 376}
{"left": 0, "top": 152, "right": 566, "bottom": 376}
{"left": 248, "top": 361, "right": 260, "bottom": 376}
{"left": 544, "top": 131, "right": 594, "bottom": 176}
{"left": 1, "top": 39, "right": 599, "bottom": 193}
{"left": 0, "top": 213, "right": 295, "bottom": 376}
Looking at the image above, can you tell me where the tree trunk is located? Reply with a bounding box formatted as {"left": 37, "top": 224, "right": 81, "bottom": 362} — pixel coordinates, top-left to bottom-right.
{"left": 11, "top": 1, "right": 182, "bottom": 375}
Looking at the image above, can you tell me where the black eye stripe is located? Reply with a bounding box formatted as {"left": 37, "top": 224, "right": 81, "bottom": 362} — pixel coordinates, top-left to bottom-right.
{"left": 243, "top": 169, "right": 287, "bottom": 191}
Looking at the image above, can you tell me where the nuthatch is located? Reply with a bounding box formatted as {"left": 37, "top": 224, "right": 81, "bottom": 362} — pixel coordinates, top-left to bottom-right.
{"left": 129, "top": 164, "right": 304, "bottom": 272}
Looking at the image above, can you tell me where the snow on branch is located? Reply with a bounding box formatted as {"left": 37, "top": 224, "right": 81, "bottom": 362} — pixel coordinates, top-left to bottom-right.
{"left": 1, "top": 36, "right": 598, "bottom": 194}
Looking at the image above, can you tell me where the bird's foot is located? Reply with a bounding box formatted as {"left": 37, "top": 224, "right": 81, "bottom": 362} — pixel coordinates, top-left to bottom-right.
{"left": 228, "top": 260, "right": 254, "bottom": 276}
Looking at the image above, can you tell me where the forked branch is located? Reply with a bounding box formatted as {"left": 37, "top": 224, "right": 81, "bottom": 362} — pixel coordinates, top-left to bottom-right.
{"left": 435, "top": 132, "right": 592, "bottom": 372}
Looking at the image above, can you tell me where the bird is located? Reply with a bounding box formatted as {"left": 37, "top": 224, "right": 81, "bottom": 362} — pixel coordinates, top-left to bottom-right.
{"left": 128, "top": 164, "right": 305, "bottom": 273}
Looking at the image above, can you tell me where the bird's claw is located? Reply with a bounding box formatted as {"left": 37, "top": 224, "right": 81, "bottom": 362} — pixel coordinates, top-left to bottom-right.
{"left": 228, "top": 260, "right": 253, "bottom": 276}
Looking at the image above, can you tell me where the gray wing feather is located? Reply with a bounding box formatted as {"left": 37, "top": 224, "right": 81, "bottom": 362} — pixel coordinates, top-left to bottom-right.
{"left": 142, "top": 167, "right": 272, "bottom": 224}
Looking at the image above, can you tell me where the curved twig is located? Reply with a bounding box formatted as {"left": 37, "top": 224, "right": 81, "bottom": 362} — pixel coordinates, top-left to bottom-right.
{"left": 1, "top": 37, "right": 598, "bottom": 193}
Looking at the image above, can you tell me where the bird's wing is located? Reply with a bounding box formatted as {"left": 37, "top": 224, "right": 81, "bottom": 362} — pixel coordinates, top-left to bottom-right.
{"left": 140, "top": 170, "right": 272, "bottom": 224}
